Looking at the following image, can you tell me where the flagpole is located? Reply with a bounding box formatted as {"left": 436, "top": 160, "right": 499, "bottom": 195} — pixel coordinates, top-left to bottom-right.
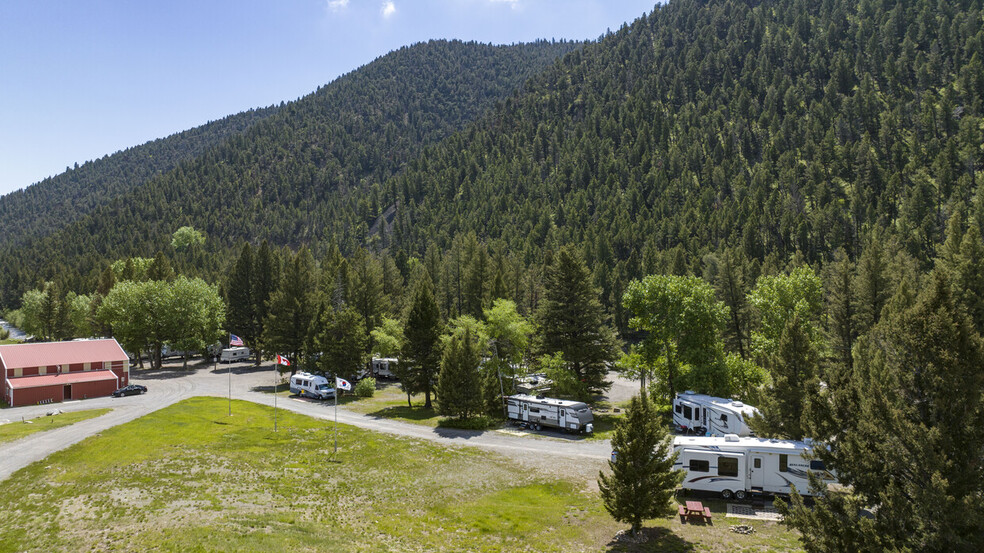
{"left": 334, "top": 384, "right": 338, "bottom": 457}
{"left": 228, "top": 337, "right": 232, "bottom": 417}
{"left": 274, "top": 361, "right": 278, "bottom": 433}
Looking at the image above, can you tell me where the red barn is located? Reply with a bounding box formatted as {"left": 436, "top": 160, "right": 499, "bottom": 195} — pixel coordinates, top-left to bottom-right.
{"left": 1, "top": 339, "right": 129, "bottom": 407}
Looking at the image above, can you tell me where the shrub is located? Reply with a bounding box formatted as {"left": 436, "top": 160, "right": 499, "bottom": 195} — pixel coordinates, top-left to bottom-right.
{"left": 354, "top": 377, "right": 376, "bottom": 398}
{"left": 437, "top": 415, "right": 496, "bottom": 431}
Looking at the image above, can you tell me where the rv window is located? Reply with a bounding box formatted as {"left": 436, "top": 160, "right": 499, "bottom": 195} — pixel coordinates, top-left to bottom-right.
{"left": 530, "top": 408, "right": 540, "bottom": 413}
{"left": 720, "top": 414, "right": 728, "bottom": 423}
{"left": 675, "top": 404, "right": 682, "bottom": 414}
{"left": 683, "top": 406, "right": 692, "bottom": 419}
{"left": 753, "top": 458, "right": 761, "bottom": 469}
{"left": 809, "top": 460, "right": 826, "bottom": 471}
{"left": 718, "top": 457, "right": 739, "bottom": 477}
{"left": 689, "top": 459, "right": 709, "bottom": 472}
{"left": 694, "top": 408, "right": 700, "bottom": 419}
{"left": 779, "top": 454, "right": 789, "bottom": 472}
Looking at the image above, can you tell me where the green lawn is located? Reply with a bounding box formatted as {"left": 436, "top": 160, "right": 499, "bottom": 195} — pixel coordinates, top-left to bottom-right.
{"left": 0, "top": 409, "right": 111, "bottom": 444}
{"left": 0, "top": 397, "right": 803, "bottom": 552}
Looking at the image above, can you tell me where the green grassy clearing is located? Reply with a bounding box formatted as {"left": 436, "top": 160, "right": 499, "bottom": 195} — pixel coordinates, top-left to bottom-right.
{"left": 0, "top": 397, "right": 801, "bottom": 552}
{"left": 0, "top": 408, "right": 111, "bottom": 444}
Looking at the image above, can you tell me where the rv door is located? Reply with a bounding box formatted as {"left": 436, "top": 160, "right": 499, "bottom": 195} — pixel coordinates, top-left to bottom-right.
{"left": 750, "top": 455, "right": 765, "bottom": 490}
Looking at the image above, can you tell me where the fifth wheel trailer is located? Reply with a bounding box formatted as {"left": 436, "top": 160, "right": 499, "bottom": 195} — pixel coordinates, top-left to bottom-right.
{"left": 673, "top": 435, "right": 835, "bottom": 500}
{"left": 505, "top": 394, "right": 594, "bottom": 433}
{"left": 672, "top": 390, "right": 760, "bottom": 436}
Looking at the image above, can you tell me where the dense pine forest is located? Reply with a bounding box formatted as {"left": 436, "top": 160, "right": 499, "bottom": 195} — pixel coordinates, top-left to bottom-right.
{"left": 0, "top": 39, "right": 577, "bottom": 305}
{"left": 0, "top": 106, "right": 277, "bottom": 248}
{"left": 2, "top": 1, "right": 984, "bottom": 548}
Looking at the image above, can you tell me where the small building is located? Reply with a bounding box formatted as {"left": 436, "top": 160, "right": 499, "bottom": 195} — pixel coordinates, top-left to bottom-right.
{"left": 1, "top": 339, "right": 129, "bottom": 407}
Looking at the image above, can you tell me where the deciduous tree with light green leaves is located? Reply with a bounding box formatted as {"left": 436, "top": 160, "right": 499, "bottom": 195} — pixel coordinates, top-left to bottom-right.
{"left": 748, "top": 266, "right": 825, "bottom": 362}
{"left": 622, "top": 274, "right": 731, "bottom": 401}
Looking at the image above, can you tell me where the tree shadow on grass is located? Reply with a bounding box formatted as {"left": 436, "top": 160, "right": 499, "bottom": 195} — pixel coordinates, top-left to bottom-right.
{"left": 606, "top": 527, "right": 695, "bottom": 553}
{"left": 367, "top": 405, "right": 438, "bottom": 422}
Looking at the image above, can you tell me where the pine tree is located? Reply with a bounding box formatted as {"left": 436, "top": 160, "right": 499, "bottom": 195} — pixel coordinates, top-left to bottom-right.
{"left": 401, "top": 272, "right": 443, "bottom": 409}
{"left": 749, "top": 313, "right": 820, "bottom": 440}
{"left": 263, "top": 247, "right": 317, "bottom": 373}
{"left": 535, "top": 245, "right": 618, "bottom": 395}
{"left": 782, "top": 271, "right": 984, "bottom": 551}
{"left": 147, "top": 251, "right": 174, "bottom": 282}
{"left": 436, "top": 328, "right": 482, "bottom": 419}
{"left": 598, "top": 393, "right": 683, "bottom": 536}
{"left": 823, "top": 248, "right": 855, "bottom": 372}
{"left": 715, "top": 248, "right": 751, "bottom": 359}
{"left": 349, "top": 248, "right": 385, "bottom": 340}
{"left": 251, "top": 240, "right": 278, "bottom": 365}
{"left": 314, "top": 305, "right": 368, "bottom": 382}
{"left": 225, "top": 243, "right": 256, "bottom": 352}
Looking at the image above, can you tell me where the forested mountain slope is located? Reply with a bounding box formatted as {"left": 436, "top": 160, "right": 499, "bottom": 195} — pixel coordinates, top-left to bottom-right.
{"left": 381, "top": 0, "right": 983, "bottom": 292}
{"left": 0, "top": 107, "right": 276, "bottom": 247}
{"left": 0, "top": 39, "right": 577, "bottom": 305}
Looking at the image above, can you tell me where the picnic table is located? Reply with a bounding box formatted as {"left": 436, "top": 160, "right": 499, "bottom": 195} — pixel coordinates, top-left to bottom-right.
{"left": 678, "top": 500, "right": 713, "bottom": 523}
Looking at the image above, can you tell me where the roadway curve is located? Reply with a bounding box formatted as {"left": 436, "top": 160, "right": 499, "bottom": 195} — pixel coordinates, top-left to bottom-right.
{"left": 0, "top": 362, "right": 614, "bottom": 482}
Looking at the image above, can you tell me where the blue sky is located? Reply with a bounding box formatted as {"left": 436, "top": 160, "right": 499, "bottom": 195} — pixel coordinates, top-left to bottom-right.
{"left": 0, "top": 0, "right": 655, "bottom": 196}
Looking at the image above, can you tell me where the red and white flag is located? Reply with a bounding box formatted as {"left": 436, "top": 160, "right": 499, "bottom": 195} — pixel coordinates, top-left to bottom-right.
{"left": 276, "top": 354, "right": 290, "bottom": 366}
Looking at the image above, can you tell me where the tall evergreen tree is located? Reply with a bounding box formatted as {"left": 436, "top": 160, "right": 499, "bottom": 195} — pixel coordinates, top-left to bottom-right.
{"left": 314, "top": 304, "right": 368, "bottom": 383}
{"left": 598, "top": 393, "right": 683, "bottom": 537}
{"left": 749, "top": 313, "right": 820, "bottom": 440}
{"left": 225, "top": 243, "right": 256, "bottom": 352}
{"left": 535, "top": 245, "right": 618, "bottom": 395}
{"left": 251, "top": 240, "right": 278, "bottom": 365}
{"left": 823, "top": 248, "right": 856, "bottom": 372}
{"left": 263, "top": 247, "right": 317, "bottom": 372}
{"left": 783, "top": 271, "right": 984, "bottom": 552}
{"left": 401, "top": 272, "right": 443, "bottom": 409}
{"left": 436, "top": 328, "right": 483, "bottom": 419}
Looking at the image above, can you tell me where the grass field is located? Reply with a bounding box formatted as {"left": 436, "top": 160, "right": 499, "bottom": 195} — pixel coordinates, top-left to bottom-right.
{"left": 0, "top": 397, "right": 803, "bottom": 552}
{"left": 0, "top": 409, "right": 111, "bottom": 444}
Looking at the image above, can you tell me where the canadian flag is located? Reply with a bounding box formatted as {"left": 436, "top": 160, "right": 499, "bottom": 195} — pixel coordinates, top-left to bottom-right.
{"left": 276, "top": 354, "right": 290, "bottom": 366}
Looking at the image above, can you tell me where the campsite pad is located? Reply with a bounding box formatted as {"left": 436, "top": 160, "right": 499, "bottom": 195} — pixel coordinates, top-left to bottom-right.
{"left": 726, "top": 503, "right": 783, "bottom": 521}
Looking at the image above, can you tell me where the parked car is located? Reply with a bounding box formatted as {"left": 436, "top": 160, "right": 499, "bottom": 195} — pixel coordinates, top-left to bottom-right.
{"left": 112, "top": 384, "right": 147, "bottom": 397}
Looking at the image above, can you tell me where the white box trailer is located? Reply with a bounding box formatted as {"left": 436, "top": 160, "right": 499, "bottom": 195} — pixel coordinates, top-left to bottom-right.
{"left": 289, "top": 372, "right": 336, "bottom": 400}
{"left": 673, "top": 435, "right": 835, "bottom": 500}
{"left": 672, "top": 390, "right": 760, "bottom": 436}
{"left": 219, "top": 347, "right": 251, "bottom": 363}
{"left": 366, "top": 357, "right": 398, "bottom": 379}
{"left": 505, "top": 394, "right": 594, "bottom": 433}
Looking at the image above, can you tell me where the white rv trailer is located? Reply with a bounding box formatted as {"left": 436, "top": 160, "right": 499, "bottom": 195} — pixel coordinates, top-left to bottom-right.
{"left": 366, "top": 357, "right": 398, "bottom": 379}
{"left": 219, "top": 346, "right": 251, "bottom": 363}
{"left": 672, "top": 391, "right": 760, "bottom": 436}
{"left": 673, "top": 435, "right": 834, "bottom": 500}
{"left": 289, "top": 372, "right": 336, "bottom": 400}
{"left": 505, "top": 394, "right": 594, "bottom": 433}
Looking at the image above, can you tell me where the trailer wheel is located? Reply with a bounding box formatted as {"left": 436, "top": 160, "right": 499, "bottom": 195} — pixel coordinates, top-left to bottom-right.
{"left": 721, "top": 489, "right": 734, "bottom": 500}
{"left": 534, "top": 423, "right": 541, "bottom": 431}
{"left": 735, "top": 490, "right": 747, "bottom": 501}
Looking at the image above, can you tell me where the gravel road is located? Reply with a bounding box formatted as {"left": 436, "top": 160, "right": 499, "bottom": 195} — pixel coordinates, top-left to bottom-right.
{"left": 0, "top": 361, "right": 615, "bottom": 482}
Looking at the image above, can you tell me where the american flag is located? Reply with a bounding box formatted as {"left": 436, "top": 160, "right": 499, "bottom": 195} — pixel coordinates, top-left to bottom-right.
{"left": 229, "top": 334, "right": 244, "bottom": 347}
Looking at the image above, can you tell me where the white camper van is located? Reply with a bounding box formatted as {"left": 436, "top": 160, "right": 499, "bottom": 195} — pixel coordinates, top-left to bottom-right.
{"left": 289, "top": 372, "right": 336, "bottom": 400}
{"left": 505, "top": 394, "right": 594, "bottom": 433}
{"left": 219, "top": 347, "right": 250, "bottom": 363}
{"left": 366, "top": 357, "right": 397, "bottom": 379}
{"left": 672, "top": 391, "right": 760, "bottom": 436}
{"left": 674, "top": 435, "right": 835, "bottom": 500}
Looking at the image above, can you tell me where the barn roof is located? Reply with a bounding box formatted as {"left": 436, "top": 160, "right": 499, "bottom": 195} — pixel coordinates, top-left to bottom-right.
{"left": 7, "top": 370, "right": 119, "bottom": 389}
{"left": 0, "top": 339, "right": 127, "bottom": 370}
